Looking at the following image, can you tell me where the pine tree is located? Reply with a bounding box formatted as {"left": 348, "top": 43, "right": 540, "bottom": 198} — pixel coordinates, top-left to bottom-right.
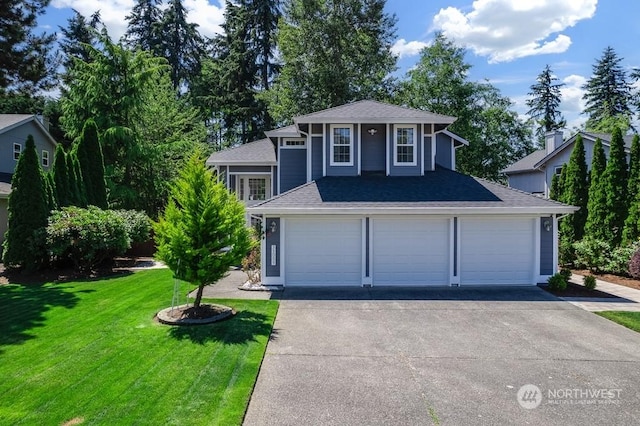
{"left": 76, "top": 119, "right": 108, "bottom": 209}
{"left": 44, "top": 171, "right": 58, "bottom": 212}
{"left": 123, "top": 0, "right": 163, "bottom": 54}
{"left": 549, "top": 172, "right": 562, "bottom": 201}
{"left": 53, "top": 145, "right": 71, "bottom": 207}
{"left": 73, "top": 155, "right": 88, "bottom": 207}
{"left": 601, "top": 128, "right": 628, "bottom": 246}
{"left": 59, "top": 10, "right": 102, "bottom": 86}
{"left": 623, "top": 134, "right": 640, "bottom": 244}
{"left": 559, "top": 135, "right": 588, "bottom": 242}
{"left": 526, "top": 65, "right": 566, "bottom": 143}
{"left": 2, "top": 136, "right": 49, "bottom": 269}
{"left": 585, "top": 138, "right": 608, "bottom": 241}
{"left": 66, "top": 151, "right": 86, "bottom": 207}
{"left": 582, "top": 47, "right": 634, "bottom": 132}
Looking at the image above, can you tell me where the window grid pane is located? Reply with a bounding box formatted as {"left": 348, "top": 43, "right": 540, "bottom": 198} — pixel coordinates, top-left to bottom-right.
{"left": 396, "top": 128, "right": 415, "bottom": 163}
{"left": 332, "top": 127, "right": 351, "bottom": 163}
{"left": 248, "top": 178, "right": 266, "bottom": 200}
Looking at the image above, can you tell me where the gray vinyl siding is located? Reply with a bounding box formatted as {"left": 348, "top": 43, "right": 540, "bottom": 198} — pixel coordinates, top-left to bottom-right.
{"left": 312, "top": 137, "right": 323, "bottom": 180}
{"left": 265, "top": 218, "right": 280, "bottom": 277}
{"left": 325, "top": 123, "right": 359, "bottom": 176}
{"left": 508, "top": 172, "right": 545, "bottom": 194}
{"left": 360, "top": 124, "right": 386, "bottom": 172}
{"left": 0, "top": 121, "right": 55, "bottom": 173}
{"left": 423, "top": 136, "right": 433, "bottom": 172}
{"left": 435, "top": 133, "right": 453, "bottom": 170}
{"left": 280, "top": 148, "right": 307, "bottom": 192}
{"left": 229, "top": 165, "right": 272, "bottom": 173}
{"left": 388, "top": 124, "right": 422, "bottom": 176}
{"left": 540, "top": 216, "right": 554, "bottom": 276}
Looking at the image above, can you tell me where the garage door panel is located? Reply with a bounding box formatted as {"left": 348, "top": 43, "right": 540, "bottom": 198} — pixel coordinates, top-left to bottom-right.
{"left": 285, "top": 218, "right": 361, "bottom": 286}
{"left": 461, "top": 217, "right": 534, "bottom": 285}
{"left": 373, "top": 218, "right": 449, "bottom": 286}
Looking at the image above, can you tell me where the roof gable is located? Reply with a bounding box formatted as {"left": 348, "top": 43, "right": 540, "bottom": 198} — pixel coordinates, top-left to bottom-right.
{"left": 206, "top": 138, "right": 276, "bottom": 165}
{"left": 0, "top": 114, "right": 57, "bottom": 148}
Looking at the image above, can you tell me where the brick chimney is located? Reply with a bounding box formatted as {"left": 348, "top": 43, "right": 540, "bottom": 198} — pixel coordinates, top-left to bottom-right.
{"left": 545, "top": 130, "right": 563, "bottom": 154}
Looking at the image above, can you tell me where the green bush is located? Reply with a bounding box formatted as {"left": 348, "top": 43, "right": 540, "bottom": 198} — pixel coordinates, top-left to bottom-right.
{"left": 558, "top": 237, "right": 575, "bottom": 266}
{"left": 606, "top": 245, "right": 635, "bottom": 276}
{"left": 573, "top": 238, "right": 611, "bottom": 272}
{"left": 547, "top": 273, "right": 568, "bottom": 291}
{"left": 559, "top": 268, "right": 572, "bottom": 282}
{"left": 113, "top": 210, "right": 151, "bottom": 244}
{"left": 583, "top": 275, "right": 597, "bottom": 290}
{"left": 47, "top": 206, "right": 130, "bottom": 272}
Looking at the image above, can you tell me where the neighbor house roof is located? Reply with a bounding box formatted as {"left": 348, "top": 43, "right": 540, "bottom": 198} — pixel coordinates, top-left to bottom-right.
{"left": 293, "top": 100, "right": 457, "bottom": 125}
{"left": 249, "top": 167, "right": 577, "bottom": 215}
{"left": 0, "top": 114, "right": 58, "bottom": 147}
{"left": 206, "top": 138, "right": 276, "bottom": 166}
{"left": 502, "top": 149, "right": 547, "bottom": 174}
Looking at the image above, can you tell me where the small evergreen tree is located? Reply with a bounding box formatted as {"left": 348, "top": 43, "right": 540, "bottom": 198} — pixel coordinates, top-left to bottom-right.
{"left": 73, "top": 155, "right": 88, "bottom": 207}
{"left": 602, "top": 127, "right": 628, "bottom": 246}
{"left": 66, "top": 151, "right": 86, "bottom": 207}
{"left": 559, "top": 135, "right": 589, "bottom": 242}
{"left": 549, "top": 171, "right": 562, "bottom": 201}
{"left": 585, "top": 138, "right": 608, "bottom": 241}
{"left": 44, "top": 171, "right": 58, "bottom": 212}
{"left": 2, "top": 136, "right": 49, "bottom": 269}
{"left": 76, "top": 119, "right": 108, "bottom": 208}
{"left": 53, "top": 145, "right": 71, "bottom": 207}
{"left": 623, "top": 134, "right": 640, "bottom": 244}
{"left": 154, "top": 153, "right": 251, "bottom": 309}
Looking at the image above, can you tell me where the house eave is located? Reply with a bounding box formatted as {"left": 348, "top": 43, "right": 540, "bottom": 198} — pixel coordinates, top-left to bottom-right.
{"left": 293, "top": 117, "right": 456, "bottom": 125}
{"left": 248, "top": 206, "right": 579, "bottom": 216}
{"left": 207, "top": 160, "right": 278, "bottom": 166}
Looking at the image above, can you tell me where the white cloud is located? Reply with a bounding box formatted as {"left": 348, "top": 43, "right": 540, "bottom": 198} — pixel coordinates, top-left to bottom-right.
{"left": 52, "top": 0, "right": 225, "bottom": 41}
{"left": 391, "top": 38, "right": 428, "bottom": 59}
{"left": 432, "top": 0, "right": 597, "bottom": 63}
{"left": 560, "top": 74, "right": 587, "bottom": 130}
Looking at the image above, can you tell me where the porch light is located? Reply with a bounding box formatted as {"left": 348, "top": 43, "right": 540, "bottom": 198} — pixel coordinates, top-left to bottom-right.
{"left": 543, "top": 219, "right": 552, "bottom": 232}
{"left": 367, "top": 128, "right": 378, "bottom": 136}
{"left": 269, "top": 221, "right": 277, "bottom": 234}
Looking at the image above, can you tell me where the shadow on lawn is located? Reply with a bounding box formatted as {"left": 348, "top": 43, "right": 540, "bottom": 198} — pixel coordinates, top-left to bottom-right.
{"left": 167, "top": 310, "right": 274, "bottom": 345}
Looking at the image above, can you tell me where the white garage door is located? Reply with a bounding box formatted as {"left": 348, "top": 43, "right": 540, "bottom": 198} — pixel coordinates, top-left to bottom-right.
{"left": 373, "top": 217, "right": 449, "bottom": 286}
{"left": 285, "top": 217, "right": 362, "bottom": 286}
{"left": 460, "top": 217, "right": 535, "bottom": 285}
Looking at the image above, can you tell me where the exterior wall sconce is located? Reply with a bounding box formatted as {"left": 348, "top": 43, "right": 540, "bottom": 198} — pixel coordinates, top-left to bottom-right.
{"left": 367, "top": 128, "right": 378, "bottom": 136}
{"left": 543, "top": 219, "right": 552, "bottom": 232}
{"left": 269, "top": 221, "right": 277, "bottom": 234}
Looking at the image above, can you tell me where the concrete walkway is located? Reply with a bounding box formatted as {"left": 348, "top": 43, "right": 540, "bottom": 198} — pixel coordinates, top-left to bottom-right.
{"left": 563, "top": 273, "right": 640, "bottom": 312}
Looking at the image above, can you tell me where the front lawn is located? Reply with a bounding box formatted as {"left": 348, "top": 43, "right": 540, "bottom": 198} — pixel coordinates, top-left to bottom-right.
{"left": 0, "top": 269, "right": 278, "bottom": 425}
{"left": 596, "top": 311, "right": 640, "bottom": 333}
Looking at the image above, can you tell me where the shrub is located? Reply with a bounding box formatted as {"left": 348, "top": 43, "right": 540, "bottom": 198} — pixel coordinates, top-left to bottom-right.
{"left": 605, "top": 244, "right": 635, "bottom": 276}
{"left": 573, "top": 238, "right": 611, "bottom": 272}
{"left": 629, "top": 249, "right": 640, "bottom": 279}
{"left": 241, "top": 227, "right": 261, "bottom": 284}
{"left": 547, "top": 273, "right": 568, "bottom": 291}
{"left": 583, "top": 275, "right": 597, "bottom": 290}
{"left": 559, "top": 268, "right": 572, "bottom": 282}
{"left": 558, "top": 237, "right": 575, "bottom": 266}
{"left": 113, "top": 210, "right": 151, "bottom": 244}
{"left": 47, "top": 206, "right": 130, "bottom": 272}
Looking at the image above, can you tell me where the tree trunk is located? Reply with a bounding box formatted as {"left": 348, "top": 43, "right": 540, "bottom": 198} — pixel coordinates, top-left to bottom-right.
{"left": 193, "top": 283, "right": 205, "bottom": 308}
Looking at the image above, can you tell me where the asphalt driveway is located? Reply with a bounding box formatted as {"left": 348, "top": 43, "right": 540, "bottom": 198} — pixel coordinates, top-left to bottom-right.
{"left": 241, "top": 285, "right": 640, "bottom": 425}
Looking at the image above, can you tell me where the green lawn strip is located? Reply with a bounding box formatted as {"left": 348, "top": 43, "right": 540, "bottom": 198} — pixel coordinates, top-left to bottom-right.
{"left": 0, "top": 269, "right": 278, "bottom": 425}
{"left": 596, "top": 311, "right": 640, "bottom": 333}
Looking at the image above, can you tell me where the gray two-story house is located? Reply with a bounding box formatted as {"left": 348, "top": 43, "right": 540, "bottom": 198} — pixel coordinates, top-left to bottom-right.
{"left": 208, "top": 101, "right": 576, "bottom": 288}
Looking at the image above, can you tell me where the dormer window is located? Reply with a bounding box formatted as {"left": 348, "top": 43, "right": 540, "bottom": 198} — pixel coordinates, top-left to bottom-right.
{"left": 394, "top": 126, "right": 416, "bottom": 166}
{"left": 13, "top": 143, "right": 21, "bottom": 161}
{"left": 330, "top": 125, "right": 353, "bottom": 166}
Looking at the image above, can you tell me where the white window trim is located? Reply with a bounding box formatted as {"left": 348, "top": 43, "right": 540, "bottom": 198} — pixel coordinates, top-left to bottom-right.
{"left": 393, "top": 125, "right": 417, "bottom": 166}
{"left": 281, "top": 138, "right": 306, "bottom": 149}
{"left": 329, "top": 124, "right": 354, "bottom": 166}
{"left": 42, "top": 150, "right": 49, "bottom": 167}
{"left": 13, "top": 143, "right": 22, "bottom": 161}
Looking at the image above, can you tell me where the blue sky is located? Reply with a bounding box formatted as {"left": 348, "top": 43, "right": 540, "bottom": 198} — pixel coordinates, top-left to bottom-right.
{"left": 40, "top": 0, "right": 640, "bottom": 130}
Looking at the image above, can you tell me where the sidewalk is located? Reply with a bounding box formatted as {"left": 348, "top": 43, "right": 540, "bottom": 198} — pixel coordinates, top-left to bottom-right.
{"left": 562, "top": 273, "right": 640, "bottom": 312}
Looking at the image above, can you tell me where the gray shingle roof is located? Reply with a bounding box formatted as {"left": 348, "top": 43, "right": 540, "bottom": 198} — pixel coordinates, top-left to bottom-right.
{"left": 249, "top": 168, "right": 576, "bottom": 214}
{"left": 293, "top": 100, "right": 457, "bottom": 124}
{"left": 264, "top": 125, "right": 300, "bottom": 138}
{"left": 0, "top": 114, "right": 34, "bottom": 134}
{"left": 206, "top": 138, "right": 276, "bottom": 165}
{"left": 502, "top": 149, "right": 546, "bottom": 174}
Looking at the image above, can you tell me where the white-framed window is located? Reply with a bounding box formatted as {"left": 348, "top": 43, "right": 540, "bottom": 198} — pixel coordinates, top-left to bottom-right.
{"left": 13, "top": 143, "right": 22, "bottom": 161}
{"left": 394, "top": 125, "right": 417, "bottom": 166}
{"left": 330, "top": 125, "right": 353, "bottom": 166}
{"left": 248, "top": 178, "right": 267, "bottom": 200}
{"left": 281, "top": 139, "right": 306, "bottom": 148}
{"left": 554, "top": 166, "right": 563, "bottom": 175}
{"left": 42, "top": 150, "right": 49, "bottom": 167}
{"left": 235, "top": 175, "right": 270, "bottom": 202}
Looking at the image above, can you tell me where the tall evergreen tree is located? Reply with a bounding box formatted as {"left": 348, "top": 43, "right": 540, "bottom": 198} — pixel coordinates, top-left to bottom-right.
{"left": 602, "top": 128, "right": 628, "bottom": 246}
{"left": 159, "top": 0, "right": 205, "bottom": 90}
{"left": 76, "top": 119, "right": 108, "bottom": 209}
{"left": 526, "top": 65, "right": 566, "bottom": 143}
{"left": 585, "top": 138, "right": 607, "bottom": 241}
{"left": 266, "top": 0, "right": 397, "bottom": 123}
{"left": 559, "top": 135, "right": 588, "bottom": 243}
{"left": 0, "top": 0, "right": 57, "bottom": 94}
{"left": 53, "top": 145, "right": 71, "bottom": 207}
{"left": 623, "top": 134, "right": 640, "bottom": 244}
{"left": 66, "top": 151, "right": 86, "bottom": 207}
{"left": 58, "top": 10, "right": 102, "bottom": 86}
{"left": 549, "top": 171, "right": 562, "bottom": 201}
{"left": 123, "top": 0, "right": 163, "bottom": 54}
{"left": 44, "top": 171, "right": 58, "bottom": 212}
{"left": 582, "top": 47, "right": 634, "bottom": 132}
{"left": 2, "top": 136, "right": 49, "bottom": 269}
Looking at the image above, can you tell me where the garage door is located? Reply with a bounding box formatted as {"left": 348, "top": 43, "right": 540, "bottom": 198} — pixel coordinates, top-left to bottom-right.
{"left": 460, "top": 217, "right": 535, "bottom": 285}
{"left": 285, "top": 217, "right": 362, "bottom": 286}
{"left": 373, "top": 217, "right": 449, "bottom": 286}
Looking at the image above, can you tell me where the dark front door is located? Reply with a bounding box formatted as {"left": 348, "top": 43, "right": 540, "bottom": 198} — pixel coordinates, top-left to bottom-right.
{"left": 361, "top": 124, "right": 386, "bottom": 172}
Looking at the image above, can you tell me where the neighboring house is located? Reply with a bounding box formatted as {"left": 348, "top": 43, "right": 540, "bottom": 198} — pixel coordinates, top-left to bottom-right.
{"left": 208, "top": 100, "right": 577, "bottom": 288}
{"left": 0, "top": 114, "right": 57, "bottom": 246}
{"left": 503, "top": 131, "right": 633, "bottom": 197}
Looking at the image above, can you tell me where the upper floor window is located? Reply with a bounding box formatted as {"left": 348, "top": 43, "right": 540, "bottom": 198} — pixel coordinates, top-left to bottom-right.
{"left": 13, "top": 143, "right": 21, "bottom": 161}
{"left": 394, "top": 126, "right": 416, "bottom": 166}
{"left": 282, "top": 139, "right": 306, "bottom": 148}
{"left": 42, "top": 150, "right": 49, "bottom": 167}
{"left": 330, "top": 125, "right": 353, "bottom": 166}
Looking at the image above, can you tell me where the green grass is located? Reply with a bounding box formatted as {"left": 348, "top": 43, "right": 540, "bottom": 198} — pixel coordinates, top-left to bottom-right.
{"left": 596, "top": 311, "right": 640, "bottom": 333}
{"left": 0, "top": 269, "right": 278, "bottom": 425}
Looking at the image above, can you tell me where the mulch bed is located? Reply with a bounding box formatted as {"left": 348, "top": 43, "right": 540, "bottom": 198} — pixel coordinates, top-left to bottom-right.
{"left": 541, "top": 282, "right": 619, "bottom": 298}
{"left": 572, "top": 269, "right": 640, "bottom": 291}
